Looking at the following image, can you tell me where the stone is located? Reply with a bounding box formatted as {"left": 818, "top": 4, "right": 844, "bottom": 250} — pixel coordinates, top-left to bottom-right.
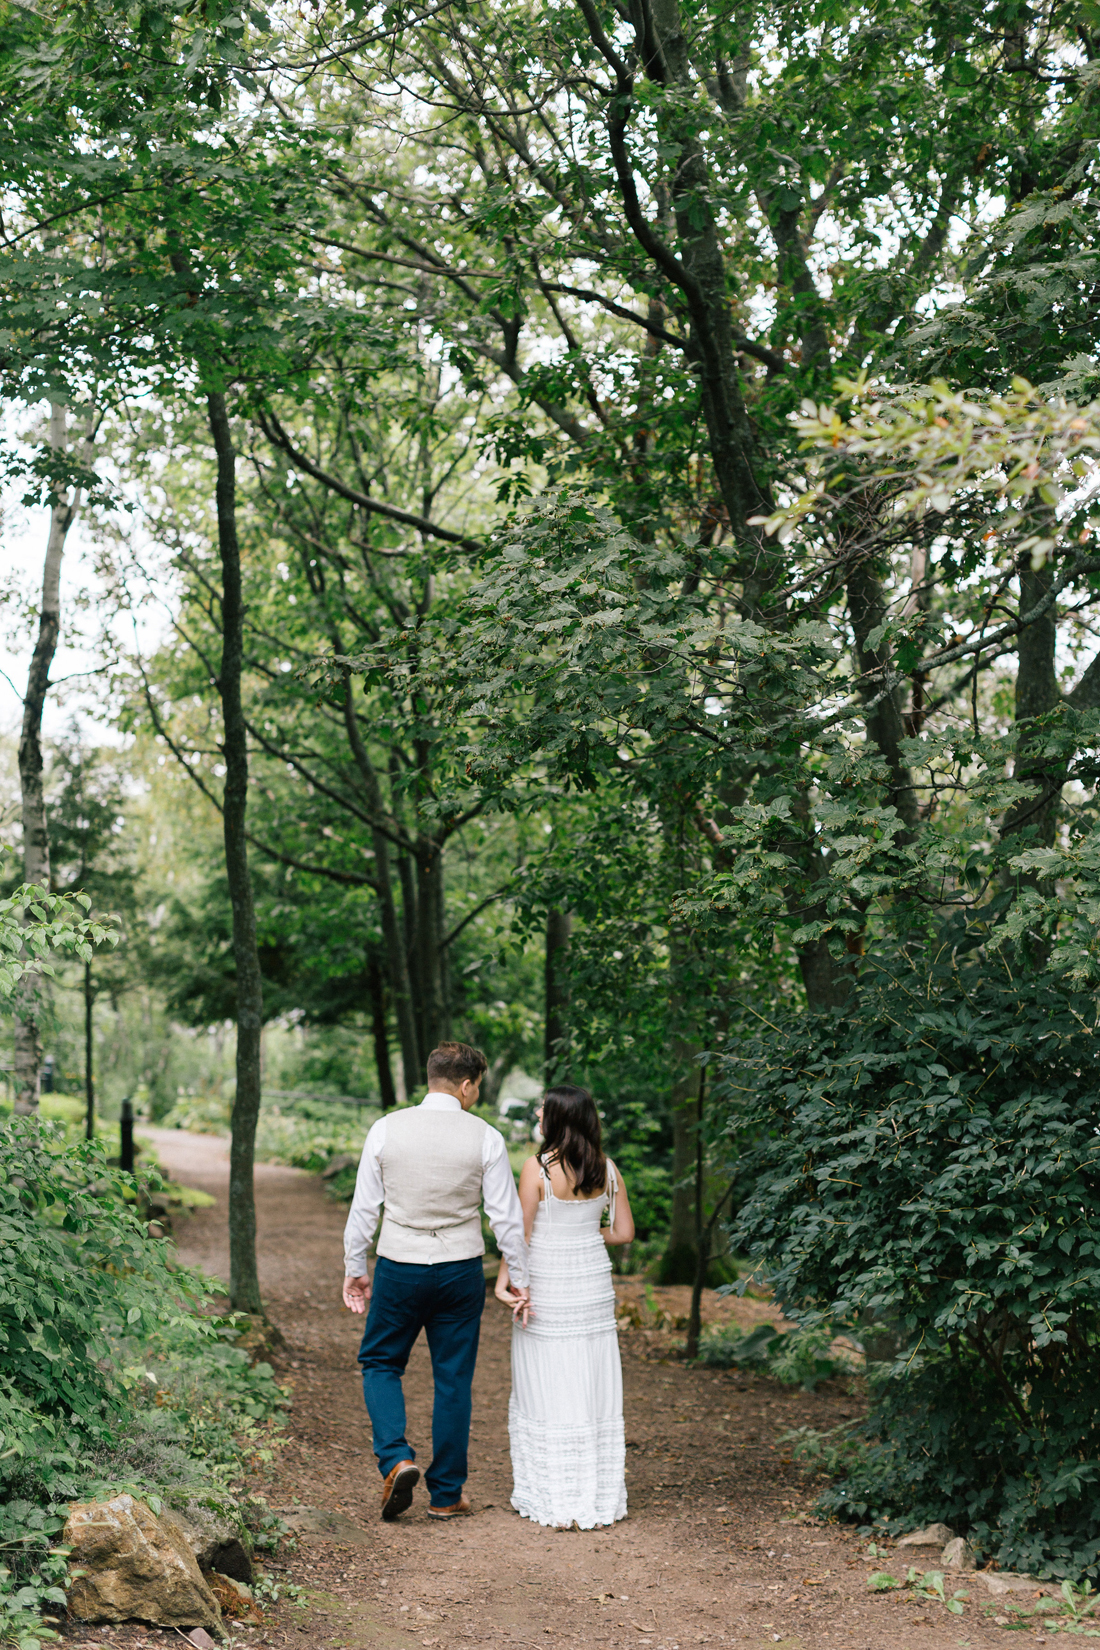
{"left": 176, "top": 1502, "right": 254, "bottom": 1583}
{"left": 897, "top": 1522, "right": 956, "bottom": 1548}
{"left": 208, "top": 1572, "right": 261, "bottom": 1623}
{"left": 277, "top": 1505, "right": 370, "bottom": 1544}
{"left": 979, "top": 1572, "right": 1047, "bottom": 1596}
{"left": 64, "top": 1494, "right": 222, "bottom": 1632}
{"left": 942, "top": 1536, "right": 976, "bottom": 1570}
{"left": 321, "top": 1152, "right": 360, "bottom": 1179}
{"left": 189, "top": 1631, "right": 217, "bottom": 1648}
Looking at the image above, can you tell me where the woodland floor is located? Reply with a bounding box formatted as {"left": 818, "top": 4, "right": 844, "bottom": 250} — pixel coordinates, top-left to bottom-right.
{"left": 64, "top": 1125, "right": 1049, "bottom": 1650}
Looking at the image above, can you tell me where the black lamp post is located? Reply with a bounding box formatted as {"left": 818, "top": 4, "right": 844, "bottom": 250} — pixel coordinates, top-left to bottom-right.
{"left": 119, "top": 1097, "right": 134, "bottom": 1174}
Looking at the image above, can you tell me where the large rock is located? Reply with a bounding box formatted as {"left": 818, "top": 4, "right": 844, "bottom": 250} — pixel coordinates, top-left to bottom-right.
{"left": 175, "top": 1502, "right": 254, "bottom": 1583}
{"left": 64, "top": 1494, "right": 222, "bottom": 1632}
{"left": 897, "top": 1522, "right": 956, "bottom": 1548}
{"left": 942, "top": 1536, "right": 977, "bottom": 1570}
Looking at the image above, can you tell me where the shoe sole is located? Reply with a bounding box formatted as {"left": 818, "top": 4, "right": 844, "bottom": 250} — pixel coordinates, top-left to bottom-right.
{"left": 428, "top": 1505, "right": 472, "bottom": 1519}
{"left": 381, "top": 1464, "right": 420, "bottom": 1522}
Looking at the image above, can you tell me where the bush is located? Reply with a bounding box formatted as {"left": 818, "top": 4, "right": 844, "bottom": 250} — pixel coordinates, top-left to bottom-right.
{"left": 0, "top": 1119, "right": 288, "bottom": 1641}
{"left": 720, "top": 950, "right": 1100, "bottom": 1579}
{"left": 694, "top": 1322, "right": 854, "bottom": 1390}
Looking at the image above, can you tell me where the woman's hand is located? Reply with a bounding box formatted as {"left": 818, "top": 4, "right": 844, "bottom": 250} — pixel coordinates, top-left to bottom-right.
{"left": 494, "top": 1261, "right": 531, "bottom": 1325}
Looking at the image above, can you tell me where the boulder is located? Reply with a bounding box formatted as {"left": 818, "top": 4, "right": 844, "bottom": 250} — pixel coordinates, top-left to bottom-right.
{"left": 897, "top": 1522, "right": 956, "bottom": 1548}
{"left": 175, "top": 1503, "right": 254, "bottom": 1584}
{"left": 942, "top": 1536, "right": 976, "bottom": 1570}
{"left": 979, "top": 1572, "right": 1048, "bottom": 1596}
{"left": 64, "top": 1494, "right": 222, "bottom": 1633}
{"left": 321, "top": 1152, "right": 360, "bottom": 1180}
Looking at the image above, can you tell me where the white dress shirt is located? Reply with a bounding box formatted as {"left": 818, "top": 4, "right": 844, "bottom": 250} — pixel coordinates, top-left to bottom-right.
{"left": 343, "top": 1092, "right": 529, "bottom": 1287}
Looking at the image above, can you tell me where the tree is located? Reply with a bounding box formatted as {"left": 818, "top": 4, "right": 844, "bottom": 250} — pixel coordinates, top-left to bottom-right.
{"left": 12, "top": 404, "right": 97, "bottom": 1111}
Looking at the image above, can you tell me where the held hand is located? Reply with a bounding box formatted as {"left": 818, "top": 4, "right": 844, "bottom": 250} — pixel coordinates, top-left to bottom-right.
{"left": 493, "top": 1272, "right": 518, "bottom": 1309}
{"left": 493, "top": 1274, "right": 531, "bottom": 1326}
{"left": 343, "top": 1274, "right": 371, "bottom": 1314}
{"left": 510, "top": 1286, "right": 531, "bottom": 1328}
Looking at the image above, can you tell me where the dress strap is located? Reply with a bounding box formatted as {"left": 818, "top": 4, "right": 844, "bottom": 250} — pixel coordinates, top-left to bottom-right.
{"left": 538, "top": 1158, "right": 552, "bottom": 1226}
{"left": 607, "top": 1160, "right": 617, "bottom": 1232}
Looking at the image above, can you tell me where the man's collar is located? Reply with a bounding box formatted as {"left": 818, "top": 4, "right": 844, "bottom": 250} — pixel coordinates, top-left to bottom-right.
{"left": 421, "top": 1091, "right": 463, "bottom": 1111}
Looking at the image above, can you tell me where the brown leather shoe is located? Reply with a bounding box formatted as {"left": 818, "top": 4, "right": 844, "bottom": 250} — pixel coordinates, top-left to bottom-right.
{"left": 380, "top": 1460, "right": 419, "bottom": 1521}
{"left": 427, "top": 1494, "right": 472, "bottom": 1519}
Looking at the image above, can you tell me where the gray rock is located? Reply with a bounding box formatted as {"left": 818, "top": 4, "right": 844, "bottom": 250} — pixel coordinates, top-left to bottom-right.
{"left": 175, "top": 1502, "right": 254, "bottom": 1584}
{"left": 897, "top": 1522, "right": 956, "bottom": 1548}
{"left": 64, "top": 1494, "right": 222, "bottom": 1633}
{"left": 278, "top": 1505, "right": 371, "bottom": 1544}
{"left": 942, "top": 1536, "right": 976, "bottom": 1570}
{"left": 321, "top": 1153, "right": 360, "bottom": 1180}
{"left": 189, "top": 1631, "right": 217, "bottom": 1649}
{"left": 980, "top": 1572, "right": 1048, "bottom": 1596}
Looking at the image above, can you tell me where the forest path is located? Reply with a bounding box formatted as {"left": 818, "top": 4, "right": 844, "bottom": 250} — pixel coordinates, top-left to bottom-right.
{"left": 130, "top": 1125, "right": 1009, "bottom": 1650}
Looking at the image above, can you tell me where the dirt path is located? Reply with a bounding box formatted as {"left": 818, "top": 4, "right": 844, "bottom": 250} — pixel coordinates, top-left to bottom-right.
{"left": 105, "top": 1127, "right": 1027, "bottom": 1650}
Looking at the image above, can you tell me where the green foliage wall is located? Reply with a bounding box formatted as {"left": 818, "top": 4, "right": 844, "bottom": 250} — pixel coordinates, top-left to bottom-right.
{"left": 723, "top": 951, "right": 1100, "bottom": 1579}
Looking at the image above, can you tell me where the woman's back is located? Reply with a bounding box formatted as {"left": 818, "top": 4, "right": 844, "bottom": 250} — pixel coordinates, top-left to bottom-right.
{"left": 507, "top": 1083, "right": 628, "bottom": 1529}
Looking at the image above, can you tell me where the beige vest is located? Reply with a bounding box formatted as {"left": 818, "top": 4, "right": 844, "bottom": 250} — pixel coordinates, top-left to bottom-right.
{"left": 376, "top": 1107, "right": 488, "bottom": 1265}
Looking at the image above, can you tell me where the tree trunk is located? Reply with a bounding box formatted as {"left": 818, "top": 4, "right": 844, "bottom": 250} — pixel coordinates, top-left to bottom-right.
{"left": 660, "top": 1038, "right": 701, "bottom": 1284}
{"left": 685, "top": 1069, "right": 707, "bottom": 1358}
{"left": 207, "top": 389, "right": 264, "bottom": 1315}
{"left": 611, "top": 0, "right": 770, "bottom": 543}
{"left": 340, "top": 681, "right": 422, "bottom": 1089}
{"left": 848, "top": 560, "right": 920, "bottom": 830}
{"left": 14, "top": 404, "right": 92, "bottom": 1113}
{"left": 1007, "top": 560, "right": 1061, "bottom": 844}
{"left": 659, "top": 917, "right": 702, "bottom": 1282}
{"left": 416, "top": 840, "right": 446, "bottom": 1054}
{"left": 367, "top": 956, "right": 398, "bottom": 1110}
{"left": 84, "top": 958, "right": 95, "bottom": 1141}
{"left": 544, "top": 907, "right": 573, "bottom": 1082}
{"left": 376, "top": 843, "right": 421, "bottom": 1091}
{"left": 783, "top": 786, "right": 855, "bottom": 1011}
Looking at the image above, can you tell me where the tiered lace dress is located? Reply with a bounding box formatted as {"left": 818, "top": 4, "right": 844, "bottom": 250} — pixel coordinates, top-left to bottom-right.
{"left": 509, "top": 1164, "right": 627, "bottom": 1529}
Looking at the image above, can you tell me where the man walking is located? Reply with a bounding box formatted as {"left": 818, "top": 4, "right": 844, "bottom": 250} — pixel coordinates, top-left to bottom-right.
{"left": 342, "top": 1041, "right": 530, "bottom": 1521}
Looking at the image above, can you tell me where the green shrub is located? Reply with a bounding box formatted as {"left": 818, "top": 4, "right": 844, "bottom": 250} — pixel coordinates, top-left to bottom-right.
{"left": 0, "top": 1119, "right": 288, "bottom": 1637}
{"left": 694, "top": 1322, "right": 853, "bottom": 1390}
{"left": 721, "top": 951, "right": 1100, "bottom": 1579}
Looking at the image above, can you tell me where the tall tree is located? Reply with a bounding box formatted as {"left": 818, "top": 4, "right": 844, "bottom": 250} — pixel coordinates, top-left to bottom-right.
{"left": 13, "top": 403, "right": 96, "bottom": 1112}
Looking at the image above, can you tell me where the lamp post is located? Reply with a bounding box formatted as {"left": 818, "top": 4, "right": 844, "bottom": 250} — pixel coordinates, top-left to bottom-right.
{"left": 120, "top": 1096, "right": 134, "bottom": 1174}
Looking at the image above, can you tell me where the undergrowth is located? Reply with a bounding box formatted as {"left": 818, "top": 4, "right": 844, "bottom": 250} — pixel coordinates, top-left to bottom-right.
{"left": 0, "top": 1118, "right": 289, "bottom": 1649}
{"left": 693, "top": 1322, "right": 858, "bottom": 1391}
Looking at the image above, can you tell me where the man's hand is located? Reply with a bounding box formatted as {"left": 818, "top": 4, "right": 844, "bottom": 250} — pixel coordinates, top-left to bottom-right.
{"left": 343, "top": 1274, "right": 371, "bottom": 1314}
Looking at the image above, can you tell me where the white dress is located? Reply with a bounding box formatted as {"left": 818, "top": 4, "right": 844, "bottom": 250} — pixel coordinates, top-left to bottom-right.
{"left": 509, "top": 1164, "right": 627, "bottom": 1529}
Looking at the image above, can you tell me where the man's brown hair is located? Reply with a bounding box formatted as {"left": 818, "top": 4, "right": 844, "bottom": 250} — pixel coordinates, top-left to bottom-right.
{"left": 426, "top": 1041, "right": 488, "bottom": 1087}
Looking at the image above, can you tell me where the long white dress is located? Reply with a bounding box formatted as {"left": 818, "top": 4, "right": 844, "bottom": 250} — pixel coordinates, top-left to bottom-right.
{"left": 509, "top": 1163, "right": 627, "bottom": 1529}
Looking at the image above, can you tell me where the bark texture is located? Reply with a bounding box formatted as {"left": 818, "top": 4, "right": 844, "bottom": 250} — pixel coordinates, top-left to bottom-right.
{"left": 1004, "top": 561, "right": 1061, "bottom": 852}
{"left": 544, "top": 907, "right": 573, "bottom": 1082}
{"left": 207, "top": 390, "right": 264, "bottom": 1314}
{"left": 367, "top": 956, "right": 398, "bottom": 1110}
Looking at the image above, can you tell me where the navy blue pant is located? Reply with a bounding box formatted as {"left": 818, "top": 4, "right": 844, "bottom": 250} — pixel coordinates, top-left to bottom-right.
{"left": 357, "top": 1256, "right": 485, "bottom": 1506}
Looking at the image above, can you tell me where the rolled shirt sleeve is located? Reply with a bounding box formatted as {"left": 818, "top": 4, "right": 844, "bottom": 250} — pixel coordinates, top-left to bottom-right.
{"left": 481, "top": 1126, "right": 529, "bottom": 1289}
{"left": 343, "top": 1116, "right": 387, "bottom": 1277}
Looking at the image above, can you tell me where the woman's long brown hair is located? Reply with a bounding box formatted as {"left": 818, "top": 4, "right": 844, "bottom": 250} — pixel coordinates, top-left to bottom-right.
{"left": 537, "top": 1085, "right": 606, "bottom": 1197}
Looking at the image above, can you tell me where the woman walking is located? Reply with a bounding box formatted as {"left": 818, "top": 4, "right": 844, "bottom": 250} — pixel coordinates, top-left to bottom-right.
{"left": 496, "top": 1084, "right": 635, "bottom": 1529}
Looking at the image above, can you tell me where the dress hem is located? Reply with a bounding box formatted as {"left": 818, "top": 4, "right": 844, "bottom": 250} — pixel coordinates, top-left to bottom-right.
{"left": 510, "top": 1496, "right": 627, "bottom": 1530}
